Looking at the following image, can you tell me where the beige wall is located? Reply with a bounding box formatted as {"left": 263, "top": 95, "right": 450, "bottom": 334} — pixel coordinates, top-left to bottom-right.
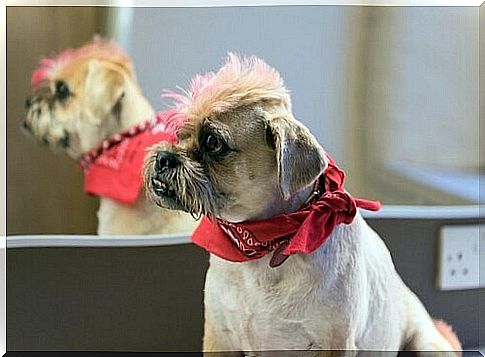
{"left": 481, "top": 4, "right": 485, "bottom": 175}
{"left": 6, "top": 7, "right": 110, "bottom": 234}
{"left": 364, "top": 7, "right": 479, "bottom": 171}
{"left": 359, "top": 7, "right": 481, "bottom": 205}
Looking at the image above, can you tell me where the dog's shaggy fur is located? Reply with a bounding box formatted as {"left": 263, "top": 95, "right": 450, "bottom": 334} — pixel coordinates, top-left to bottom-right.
{"left": 144, "top": 54, "right": 461, "bottom": 355}
{"left": 23, "top": 38, "right": 196, "bottom": 235}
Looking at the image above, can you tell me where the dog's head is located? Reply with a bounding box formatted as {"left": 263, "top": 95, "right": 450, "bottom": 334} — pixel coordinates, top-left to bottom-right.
{"left": 144, "top": 54, "right": 327, "bottom": 222}
{"left": 22, "top": 37, "right": 134, "bottom": 159}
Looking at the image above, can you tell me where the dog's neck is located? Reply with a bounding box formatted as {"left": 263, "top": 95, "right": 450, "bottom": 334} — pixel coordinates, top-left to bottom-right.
{"left": 77, "top": 82, "right": 155, "bottom": 155}
{"left": 117, "top": 83, "right": 155, "bottom": 132}
{"left": 223, "top": 182, "right": 316, "bottom": 223}
{"left": 263, "top": 183, "right": 316, "bottom": 219}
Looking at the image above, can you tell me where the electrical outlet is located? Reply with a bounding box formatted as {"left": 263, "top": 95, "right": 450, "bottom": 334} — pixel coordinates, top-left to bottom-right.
{"left": 437, "top": 224, "right": 484, "bottom": 291}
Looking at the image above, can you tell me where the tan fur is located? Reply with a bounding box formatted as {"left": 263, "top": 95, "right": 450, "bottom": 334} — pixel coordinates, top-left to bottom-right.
{"left": 269, "top": 115, "right": 327, "bottom": 199}
{"left": 24, "top": 40, "right": 196, "bottom": 235}
{"left": 144, "top": 104, "right": 317, "bottom": 222}
{"left": 144, "top": 54, "right": 461, "bottom": 354}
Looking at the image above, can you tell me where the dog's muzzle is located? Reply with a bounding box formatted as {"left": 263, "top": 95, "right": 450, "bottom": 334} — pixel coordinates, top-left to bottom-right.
{"left": 22, "top": 95, "right": 71, "bottom": 149}
{"left": 150, "top": 151, "right": 180, "bottom": 199}
{"left": 145, "top": 147, "right": 221, "bottom": 217}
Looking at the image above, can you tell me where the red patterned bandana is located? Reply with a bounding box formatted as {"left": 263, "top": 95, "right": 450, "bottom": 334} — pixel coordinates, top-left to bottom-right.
{"left": 191, "top": 154, "right": 381, "bottom": 267}
{"left": 79, "top": 110, "right": 184, "bottom": 205}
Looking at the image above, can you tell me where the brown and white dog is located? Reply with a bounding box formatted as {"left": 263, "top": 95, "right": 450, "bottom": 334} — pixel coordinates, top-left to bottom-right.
{"left": 144, "top": 54, "right": 461, "bottom": 355}
{"left": 23, "top": 38, "right": 196, "bottom": 235}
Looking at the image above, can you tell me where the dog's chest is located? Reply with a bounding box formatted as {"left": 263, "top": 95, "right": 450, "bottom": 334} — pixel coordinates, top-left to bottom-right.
{"left": 205, "top": 254, "right": 341, "bottom": 350}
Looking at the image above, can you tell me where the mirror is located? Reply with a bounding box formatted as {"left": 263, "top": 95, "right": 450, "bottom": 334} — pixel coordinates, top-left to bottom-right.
{"left": 7, "top": 5, "right": 483, "bottom": 235}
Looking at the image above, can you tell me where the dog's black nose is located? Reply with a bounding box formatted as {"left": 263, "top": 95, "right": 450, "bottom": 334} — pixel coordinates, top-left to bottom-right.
{"left": 60, "top": 132, "right": 70, "bottom": 148}
{"left": 25, "top": 96, "right": 33, "bottom": 109}
{"left": 155, "top": 151, "right": 179, "bottom": 172}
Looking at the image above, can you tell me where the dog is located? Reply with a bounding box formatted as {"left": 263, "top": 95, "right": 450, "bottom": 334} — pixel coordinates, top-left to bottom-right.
{"left": 22, "top": 37, "right": 196, "bottom": 235}
{"left": 143, "top": 54, "right": 461, "bottom": 355}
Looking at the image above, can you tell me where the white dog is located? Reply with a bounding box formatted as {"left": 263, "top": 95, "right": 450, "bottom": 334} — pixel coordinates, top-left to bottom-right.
{"left": 144, "top": 54, "right": 461, "bottom": 355}
{"left": 23, "top": 38, "right": 196, "bottom": 235}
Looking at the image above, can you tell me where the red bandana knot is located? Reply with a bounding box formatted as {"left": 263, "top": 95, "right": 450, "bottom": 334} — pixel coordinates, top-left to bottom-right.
{"left": 191, "top": 153, "right": 381, "bottom": 267}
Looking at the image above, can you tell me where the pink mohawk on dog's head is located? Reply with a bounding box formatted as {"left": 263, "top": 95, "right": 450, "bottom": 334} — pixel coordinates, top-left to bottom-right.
{"left": 31, "top": 36, "right": 132, "bottom": 88}
{"left": 162, "top": 53, "right": 291, "bottom": 119}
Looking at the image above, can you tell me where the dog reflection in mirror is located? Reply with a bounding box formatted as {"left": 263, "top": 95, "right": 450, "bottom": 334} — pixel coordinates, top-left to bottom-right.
{"left": 144, "top": 54, "right": 461, "bottom": 355}
{"left": 22, "top": 37, "right": 196, "bottom": 235}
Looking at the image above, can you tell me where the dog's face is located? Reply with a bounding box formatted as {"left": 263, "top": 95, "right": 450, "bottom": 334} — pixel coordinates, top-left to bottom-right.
{"left": 144, "top": 102, "right": 326, "bottom": 222}
{"left": 22, "top": 42, "right": 131, "bottom": 159}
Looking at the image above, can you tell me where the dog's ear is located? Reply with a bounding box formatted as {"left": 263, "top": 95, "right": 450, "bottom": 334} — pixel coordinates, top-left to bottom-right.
{"left": 83, "top": 59, "right": 125, "bottom": 125}
{"left": 267, "top": 116, "right": 327, "bottom": 200}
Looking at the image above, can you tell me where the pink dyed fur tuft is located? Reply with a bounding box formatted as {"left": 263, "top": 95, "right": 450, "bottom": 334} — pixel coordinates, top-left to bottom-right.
{"left": 433, "top": 319, "right": 462, "bottom": 356}
{"left": 162, "top": 53, "right": 290, "bottom": 119}
{"left": 31, "top": 35, "right": 131, "bottom": 87}
{"left": 152, "top": 109, "right": 188, "bottom": 136}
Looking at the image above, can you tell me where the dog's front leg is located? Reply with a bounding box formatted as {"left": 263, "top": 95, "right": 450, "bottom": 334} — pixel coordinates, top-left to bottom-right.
{"left": 203, "top": 319, "right": 245, "bottom": 357}
{"left": 203, "top": 318, "right": 225, "bottom": 352}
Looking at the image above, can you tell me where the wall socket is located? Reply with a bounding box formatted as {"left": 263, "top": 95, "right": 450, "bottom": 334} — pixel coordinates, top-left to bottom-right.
{"left": 437, "top": 224, "right": 484, "bottom": 291}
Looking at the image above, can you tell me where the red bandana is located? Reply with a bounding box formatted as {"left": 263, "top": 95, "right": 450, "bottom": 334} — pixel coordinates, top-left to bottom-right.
{"left": 79, "top": 110, "right": 184, "bottom": 205}
{"left": 191, "top": 154, "right": 381, "bottom": 267}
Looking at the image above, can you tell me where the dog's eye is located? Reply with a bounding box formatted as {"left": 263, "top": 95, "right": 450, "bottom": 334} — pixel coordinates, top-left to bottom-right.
{"left": 203, "top": 133, "right": 223, "bottom": 153}
{"left": 55, "top": 80, "right": 71, "bottom": 100}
